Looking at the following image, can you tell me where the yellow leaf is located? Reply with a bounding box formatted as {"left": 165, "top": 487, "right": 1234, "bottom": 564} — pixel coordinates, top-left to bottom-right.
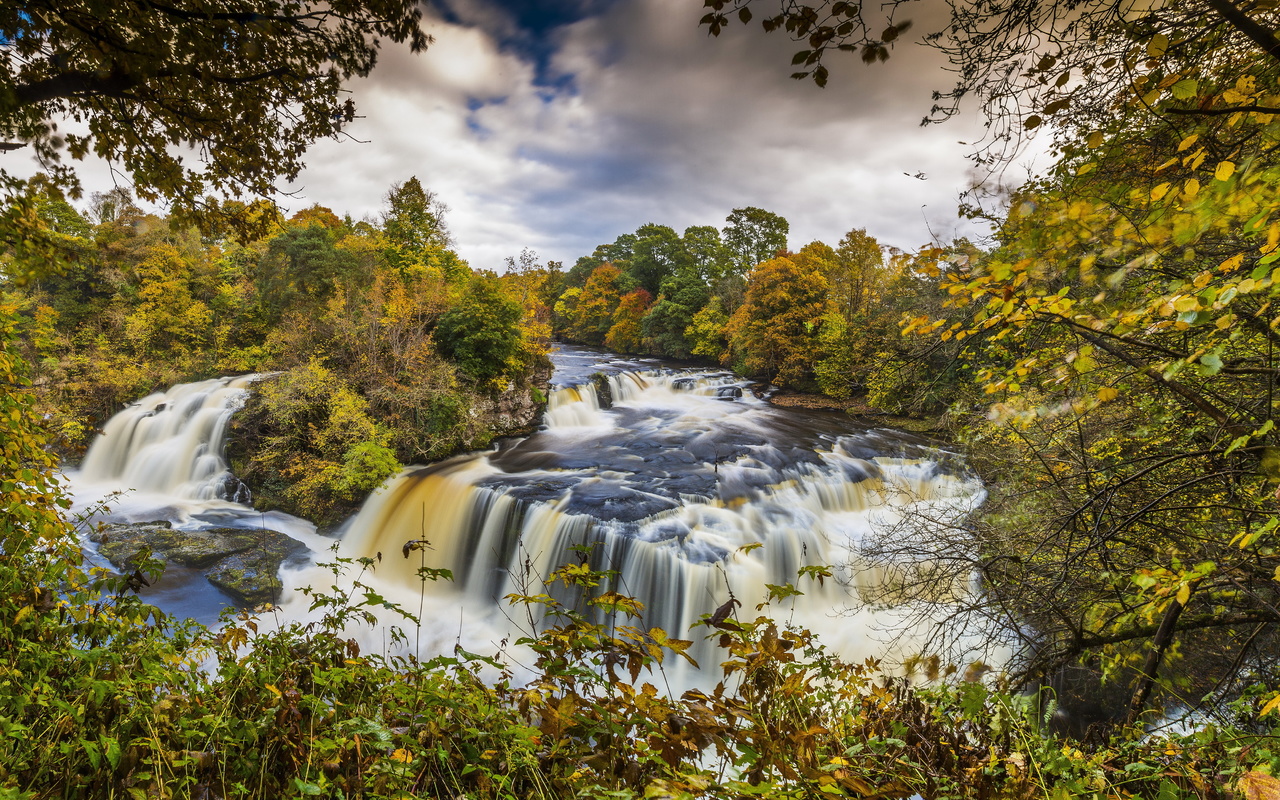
{"left": 1077, "top": 162, "right": 1096, "bottom": 176}
{"left": 265, "top": 684, "right": 281, "bottom": 697}
{"left": 1237, "top": 74, "right": 1258, "bottom": 95}
{"left": 1184, "top": 178, "right": 1200, "bottom": 198}
{"left": 1151, "top": 182, "right": 1171, "bottom": 201}
{"left": 1097, "top": 387, "right": 1118, "bottom": 402}
{"left": 1176, "top": 583, "right": 1191, "bottom": 605}
{"left": 1215, "top": 161, "right": 1237, "bottom": 181}
{"left": 1178, "top": 133, "right": 1199, "bottom": 152}
{"left": 1240, "top": 769, "right": 1280, "bottom": 800}
{"left": 1086, "top": 131, "right": 1104, "bottom": 148}
{"left": 391, "top": 748, "right": 413, "bottom": 763}
{"left": 1147, "top": 33, "right": 1168, "bottom": 58}
{"left": 1220, "top": 253, "right": 1245, "bottom": 272}
{"left": 1223, "top": 88, "right": 1248, "bottom": 104}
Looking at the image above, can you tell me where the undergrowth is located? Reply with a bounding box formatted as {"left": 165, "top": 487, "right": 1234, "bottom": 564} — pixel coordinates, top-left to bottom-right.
{"left": 4, "top": 308, "right": 1280, "bottom": 799}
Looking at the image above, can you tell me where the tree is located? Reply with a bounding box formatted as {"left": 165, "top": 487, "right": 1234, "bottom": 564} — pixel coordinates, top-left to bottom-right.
{"left": 435, "top": 273, "right": 524, "bottom": 386}
{"left": 682, "top": 224, "right": 731, "bottom": 284}
{"left": 606, "top": 289, "right": 653, "bottom": 354}
{"left": 628, "top": 224, "right": 687, "bottom": 295}
{"left": 642, "top": 268, "right": 711, "bottom": 359}
{"left": 726, "top": 254, "right": 829, "bottom": 387}
{"left": 0, "top": 1, "right": 428, "bottom": 213}
{"left": 382, "top": 176, "right": 455, "bottom": 277}
{"left": 570, "top": 264, "right": 624, "bottom": 345}
{"left": 722, "top": 207, "right": 789, "bottom": 276}
{"left": 0, "top": 1, "right": 427, "bottom": 284}
{"left": 252, "top": 223, "right": 358, "bottom": 322}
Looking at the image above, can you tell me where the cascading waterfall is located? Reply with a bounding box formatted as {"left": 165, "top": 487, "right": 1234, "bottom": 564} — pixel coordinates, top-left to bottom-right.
{"left": 77, "top": 376, "right": 257, "bottom": 503}
{"left": 324, "top": 359, "right": 1001, "bottom": 687}
{"left": 67, "top": 348, "right": 1003, "bottom": 686}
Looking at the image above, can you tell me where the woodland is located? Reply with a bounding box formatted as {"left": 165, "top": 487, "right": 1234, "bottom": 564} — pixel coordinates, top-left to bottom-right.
{"left": 5, "top": 0, "right": 1280, "bottom": 798}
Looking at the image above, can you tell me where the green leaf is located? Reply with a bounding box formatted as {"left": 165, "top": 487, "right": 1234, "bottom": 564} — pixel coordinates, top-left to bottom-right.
{"left": 1171, "top": 78, "right": 1198, "bottom": 100}
{"left": 1198, "top": 353, "right": 1223, "bottom": 375}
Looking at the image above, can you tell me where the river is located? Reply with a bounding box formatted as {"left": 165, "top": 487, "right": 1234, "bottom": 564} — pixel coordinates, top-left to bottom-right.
{"left": 67, "top": 344, "right": 1003, "bottom": 688}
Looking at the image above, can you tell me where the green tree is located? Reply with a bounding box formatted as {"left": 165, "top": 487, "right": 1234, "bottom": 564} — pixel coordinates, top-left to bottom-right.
{"left": 628, "top": 224, "right": 686, "bottom": 295}
{"left": 435, "top": 273, "right": 524, "bottom": 386}
{"left": 252, "top": 223, "right": 358, "bottom": 322}
{"left": 642, "top": 268, "right": 711, "bottom": 359}
{"left": 722, "top": 206, "right": 789, "bottom": 276}
{"left": 382, "top": 176, "right": 457, "bottom": 278}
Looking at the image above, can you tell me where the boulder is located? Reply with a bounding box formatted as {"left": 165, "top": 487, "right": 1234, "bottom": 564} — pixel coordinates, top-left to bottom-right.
{"left": 88, "top": 521, "right": 304, "bottom": 606}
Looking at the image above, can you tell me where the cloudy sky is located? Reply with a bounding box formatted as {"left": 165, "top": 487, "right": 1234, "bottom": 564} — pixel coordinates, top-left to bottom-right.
{"left": 47, "top": 0, "right": 1035, "bottom": 271}
{"left": 278, "top": 0, "right": 1032, "bottom": 270}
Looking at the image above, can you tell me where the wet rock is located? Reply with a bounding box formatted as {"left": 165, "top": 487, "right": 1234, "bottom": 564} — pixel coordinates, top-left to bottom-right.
{"left": 88, "top": 521, "right": 304, "bottom": 606}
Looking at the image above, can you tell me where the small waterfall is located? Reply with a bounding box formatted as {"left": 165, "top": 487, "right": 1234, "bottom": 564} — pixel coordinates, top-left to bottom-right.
{"left": 335, "top": 363, "right": 998, "bottom": 687}
{"left": 78, "top": 376, "right": 256, "bottom": 503}
{"left": 544, "top": 384, "right": 607, "bottom": 428}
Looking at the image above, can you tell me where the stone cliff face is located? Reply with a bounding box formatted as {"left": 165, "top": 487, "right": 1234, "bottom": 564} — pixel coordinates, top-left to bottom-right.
{"left": 474, "top": 358, "right": 554, "bottom": 438}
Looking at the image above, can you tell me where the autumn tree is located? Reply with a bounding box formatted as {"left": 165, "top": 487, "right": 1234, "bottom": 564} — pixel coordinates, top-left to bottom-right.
{"left": 726, "top": 253, "right": 828, "bottom": 387}
{"left": 605, "top": 289, "right": 654, "bottom": 354}
{"left": 569, "top": 264, "right": 624, "bottom": 345}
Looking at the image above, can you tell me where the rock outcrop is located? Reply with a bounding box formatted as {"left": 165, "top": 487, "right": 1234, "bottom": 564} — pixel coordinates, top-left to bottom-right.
{"left": 88, "top": 521, "right": 304, "bottom": 606}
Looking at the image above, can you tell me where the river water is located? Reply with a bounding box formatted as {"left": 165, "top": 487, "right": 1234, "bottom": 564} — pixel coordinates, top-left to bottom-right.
{"left": 68, "top": 344, "right": 1002, "bottom": 686}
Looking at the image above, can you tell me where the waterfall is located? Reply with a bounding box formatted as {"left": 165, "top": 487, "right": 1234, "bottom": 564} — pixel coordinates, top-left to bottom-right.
{"left": 332, "top": 364, "right": 1000, "bottom": 687}
{"left": 77, "top": 376, "right": 256, "bottom": 503}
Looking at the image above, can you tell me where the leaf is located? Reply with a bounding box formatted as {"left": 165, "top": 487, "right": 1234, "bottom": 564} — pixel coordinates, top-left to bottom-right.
{"left": 1171, "top": 78, "right": 1198, "bottom": 99}
{"left": 1240, "top": 770, "right": 1280, "bottom": 800}
{"left": 1147, "top": 33, "right": 1169, "bottom": 58}
{"left": 1024, "top": 115, "right": 1042, "bottom": 130}
{"left": 1086, "top": 131, "right": 1104, "bottom": 148}
{"left": 708, "top": 597, "right": 741, "bottom": 629}
{"left": 1097, "top": 386, "right": 1118, "bottom": 402}
{"left": 1151, "top": 182, "right": 1171, "bottom": 201}
{"left": 1178, "top": 133, "right": 1199, "bottom": 152}
{"left": 1176, "top": 583, "right": 1191, "bottom": 605}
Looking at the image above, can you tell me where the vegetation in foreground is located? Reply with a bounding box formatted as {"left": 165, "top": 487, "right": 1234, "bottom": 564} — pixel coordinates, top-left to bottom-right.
{"left": 3, "top": 336, "right": 1280, "bottom": 798}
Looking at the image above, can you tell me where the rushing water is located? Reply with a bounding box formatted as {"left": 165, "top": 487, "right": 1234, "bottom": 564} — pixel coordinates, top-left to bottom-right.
{"left": 68, "top": 346, "right": 1003, "bottom": 685}
{"left": 67, "top": 376, "right": 325, "bottom": 624}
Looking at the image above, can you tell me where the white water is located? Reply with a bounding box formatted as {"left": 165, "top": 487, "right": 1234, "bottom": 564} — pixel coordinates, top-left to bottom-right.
{"left": 68, "top": 352, "right": 1009, "bottom": 687}
{"left": 273, "top": 359, "right": 1006, "bottom": 688}
{"left": 66, "top": 375, "right": 325, "bottom": 622}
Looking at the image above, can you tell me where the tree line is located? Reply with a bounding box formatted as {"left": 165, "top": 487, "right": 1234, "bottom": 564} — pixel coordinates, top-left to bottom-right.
{"left": 15, "top": 175, "right": 549, "bottom": 525}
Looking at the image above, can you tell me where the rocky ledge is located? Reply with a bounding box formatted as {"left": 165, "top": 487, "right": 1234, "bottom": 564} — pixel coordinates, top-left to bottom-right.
{"left": 88, "top": 521, "right": 305, "bottom": 606}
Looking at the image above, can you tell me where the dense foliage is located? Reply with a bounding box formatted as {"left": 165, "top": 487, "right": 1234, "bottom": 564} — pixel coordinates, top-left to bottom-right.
{"left": 13, "top": 183, "right": 549, "bottom": 526}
